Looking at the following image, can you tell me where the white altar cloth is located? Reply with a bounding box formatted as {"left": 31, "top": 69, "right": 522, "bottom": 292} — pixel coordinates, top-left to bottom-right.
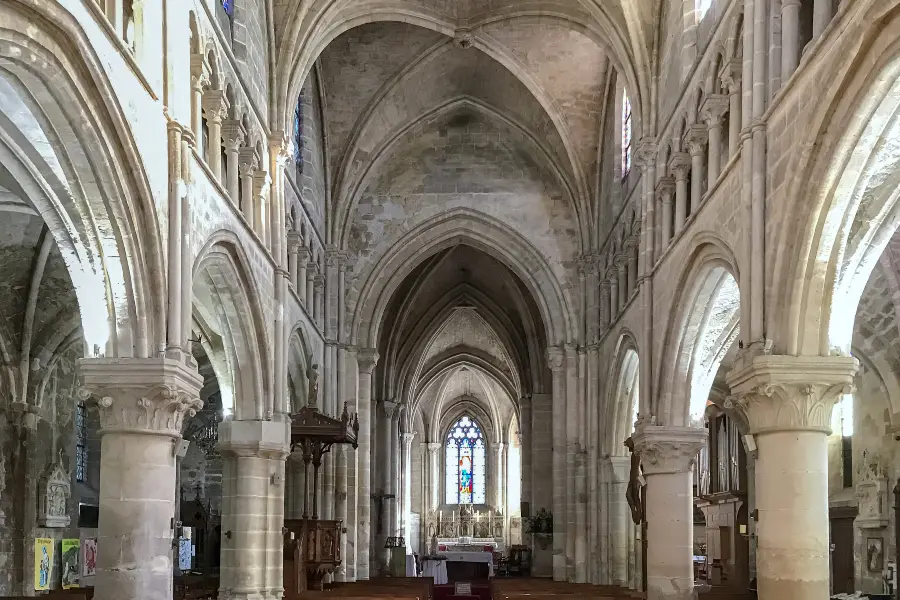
{"left": 441, "top": 551, "right": 495, "bottom": 577}
{"left": 422, "top": 559, "right": 448, "bottom": 584}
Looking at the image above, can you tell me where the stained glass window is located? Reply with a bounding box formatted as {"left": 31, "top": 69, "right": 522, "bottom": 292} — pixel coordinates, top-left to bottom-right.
{"left": 621, "top": 88, "right": 633, "bottom": 178}
{"left": 75, "top": 402, "right": 87, "bottom": 483}
{"left": 445, "top": 416, "right": 486, "bottom": 504}
{"left": 221, "top": 0, "right": 235, "bottom": 17}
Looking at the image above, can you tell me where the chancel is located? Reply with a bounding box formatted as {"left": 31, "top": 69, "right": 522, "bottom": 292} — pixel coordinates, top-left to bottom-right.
{"left": 1, "top": 1, "right": 897, "bottom": 600}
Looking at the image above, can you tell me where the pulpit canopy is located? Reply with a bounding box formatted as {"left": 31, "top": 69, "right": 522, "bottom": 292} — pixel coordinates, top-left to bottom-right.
{"left": 289, "top": 401, "right": 359, "bottom": 450}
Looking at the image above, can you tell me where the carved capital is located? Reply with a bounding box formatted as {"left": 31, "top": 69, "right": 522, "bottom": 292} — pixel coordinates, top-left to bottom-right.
{"left": 358, "top": 349, "right": 379, "bottom": 374}
{"left": 78, "top": 358, "right": 203, "bottom": 438}
{"left": 700, "top": 94, "right": 730, "bottom": 126}
{"left": 427, "top": 442, "right": 442, "bottom": 453}
{"left": 546, "top": 346, "right": 565, "bottom": 373}
{"left": 252, "top": 170, "right": 271, "bottom": 197}
{"left": 633, "top": 426, "right": 707, "bottom": 476}
{"left": 668, "top": 152, "right": 692, "bottom": 179}
{"left": 239, "top": 148, "right": 259, "bottom": 175}
{"left": 724, "top": 355, "right": 859, "bottom": 435}
{"left": 222, "top": 119, "right": 246, "bottom": 151}
{"left": 287, "top": 230, "right": 304, "bottom": 251}
{"left": 201, "top": 90, "right": 229, "bottom": 124}
{"left": 685, "top": 124, "right": 708, "bottom": 156}
{"left": 656, "top": 175, "right": 676, "bottom": 199}
{"left": 635, "top": 139, "right": 658, "bottom": 169}
{"left": 720, "top": 59, "right": 742, "bottom": 95}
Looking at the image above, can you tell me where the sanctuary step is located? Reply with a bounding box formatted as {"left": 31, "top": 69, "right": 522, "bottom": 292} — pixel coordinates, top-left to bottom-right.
{"left": 491, "top": 579, "right": 633, "bottom": 599}
{"left": 307, "top": 576, "right": 434, "bottom": 599}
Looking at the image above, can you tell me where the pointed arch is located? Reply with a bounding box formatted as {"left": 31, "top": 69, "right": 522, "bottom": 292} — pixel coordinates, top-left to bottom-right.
{"left": 193, "top": 231, "right": 271, "bottom": 420}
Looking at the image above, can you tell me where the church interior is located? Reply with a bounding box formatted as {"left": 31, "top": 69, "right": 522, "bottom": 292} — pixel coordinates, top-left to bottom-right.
{"left": 0, "top": 0, "right": 899, "bottom": 599}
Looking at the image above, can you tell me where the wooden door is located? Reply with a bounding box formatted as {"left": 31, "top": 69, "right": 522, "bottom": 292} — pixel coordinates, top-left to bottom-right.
{"left": 831, "top": 517, "right": 855, "bottom": 594}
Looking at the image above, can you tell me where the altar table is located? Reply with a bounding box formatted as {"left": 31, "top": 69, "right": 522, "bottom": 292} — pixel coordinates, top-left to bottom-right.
{"left": 441, "top": 551, "right": 494, "bottom": 578}
{"left": 422, "top": 559, "right": 449, "bottom": 584}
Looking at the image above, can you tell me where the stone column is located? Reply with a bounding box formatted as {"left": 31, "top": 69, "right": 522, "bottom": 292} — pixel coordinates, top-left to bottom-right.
{"left": 217, "top": 420, "right": 290, "bottom": 600}
{"left": 813, "top": 0, "right": 833, "bottom": 39}
{"left": 494, "top": 443, "right": 505, "bottom": 511}
{"left": 252, "top": 170, "right": 270, "bottom": 247}
{"left": 633, "top": 426, "right": 707, "bottom": 600}
{"left": 599, "top": 281, "right": 611, "bottom": 331}
{"left": 547, "top": 347, "right": 566, "bottom": 581}
{"left": 656, "top": 177, "right": 675, "bottom": 249}
{"left": 222, "top": 120, "right": 245, "bottom": 205}
{"left": 608, "top": 272, "right": 619, "bottom": 322}
{"left": 377, "top": 400, "right": 397, "bottom": 571}
{"left": 427, "top": 442, "right": 442, "bottom": 510}
{"left": 356, "top": 350, "right": 378, "bottom": 580}
{"left": 721, "top": 61, "right": 742, "bottom": 158}
{"left": 201, "top": 90, "right": 228, "bottom": 180}
{"left": 616, "top": 257, "right": 628, "bottom": 310}
{"left": 287, "top": 231, "right": 301, "bottom": 290}
{"left": 390, "top": 408, "right": 402, "bottom": 537}
{"left": 402, "top": 432, "right": 415, "bottom": 543}
{"left": 238, "top": 149, "right": 257, "bottom": 226}
{"left": 625, "top": 240, "right": 638, "bottom": 296}
{"left": 314, "top": 274, "right": 325, "bottom": 331}
{"left": 701, "top": 96, "right": 729, "bottom": 185}
{"left": 288, "top": 451, "right": 306, "bottom": 518}
{"left": 687, "top": 125, "right": 708, "bottom": 210}
{"left": 78, "top": 357, "right": 203, "bottom": 600}
{"left": 606, "top": 457, "right": 631, "bottom": 587}
{"left": 781, "top": 0, "right": 802, "bottom": 80}
{"left": 669, "top": 153, "right": 691, "bottom": 235}
{"left": 189, "top": 66, "right": 207, "bottom": 153}
{"left": 726, "top": 354, "right": 858, "bottom": 600}
{"left": 296, "top": 247, "right": 311, "bottom": 308}
{"left": 335, "top": 445, "right": 349, "bottom": 581}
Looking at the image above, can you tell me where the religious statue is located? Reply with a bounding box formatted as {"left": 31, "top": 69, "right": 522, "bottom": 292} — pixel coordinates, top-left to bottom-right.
{"left": 307, "top": 360, "right": 320, "bottom": 408}
{"left": 624, "top": 437, "right": 644, "bottom": 525}
{"left": 39, "top": 455, "right": 71, "bottom": 528}
{"left": 429, "top": 533, "right": 439, "bottom": 556}
{"left": 323, "top": 531, "right": 334, "bottom": 558}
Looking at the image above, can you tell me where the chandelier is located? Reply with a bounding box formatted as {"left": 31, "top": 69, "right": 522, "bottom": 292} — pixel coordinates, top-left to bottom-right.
{"left": 184, "top": 410, "right": 221, "bottom": 457}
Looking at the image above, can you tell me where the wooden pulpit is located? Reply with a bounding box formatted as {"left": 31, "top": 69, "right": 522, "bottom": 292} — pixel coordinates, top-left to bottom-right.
{"left": 284, "top": 518, "right": 343, "bottom": 597}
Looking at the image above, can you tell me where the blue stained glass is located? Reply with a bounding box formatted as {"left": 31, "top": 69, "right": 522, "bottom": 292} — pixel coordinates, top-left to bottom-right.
{"left": 445, "top": 416, "right": 485, "bottom": 505}
{"left": 222, "top": 0, "right": 234, "bottom": 16}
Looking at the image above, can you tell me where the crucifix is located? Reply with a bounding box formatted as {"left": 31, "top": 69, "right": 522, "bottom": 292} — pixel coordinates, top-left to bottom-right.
{"left": 371, "top": 492, "right": 395, "bottom": 535}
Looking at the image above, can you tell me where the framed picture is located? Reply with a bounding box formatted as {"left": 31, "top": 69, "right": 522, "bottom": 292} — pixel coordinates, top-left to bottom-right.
{"left": 867, "top": 537, "right": 884, "bottom": 572}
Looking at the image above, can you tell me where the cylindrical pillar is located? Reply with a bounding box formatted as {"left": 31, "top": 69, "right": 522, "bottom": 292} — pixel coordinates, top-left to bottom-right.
{"left": 239, "top": 160, "right": 256, "bottom": 228}
{"left": 672, "top": 163, "right": 689, "bottom": 234}
{"left": 617, "top": 262, "right": 627, "bottom": 310}
{"left": 218, "top": 421, "right": 290, "bottom": 599}
{"left": 658, "top": 179, "right": 674, "bottom": 247}
{"left": 356, "top": 350, "right": 378, "bottom": 581}
{"left": 608, "top": 275, "right": 619, "bottom": 321}
{"left": 689, "top": 145, "right": 705, "bottom": 212}
{"left": 728, "top": 88, "right": 741, "bottom": 158}
{"left": 306, "top": 266, "right": 316, "bottom": 315}
{"left": 726, "top": 355, "right": 858, "bottom": 600}
{"left": 813, "top": 0, "right": 832, "bottom": 40}
{"left": 297, "top": 248, "right": 310, "bottom": 307}
{"left": 428, "top": 442, "right": 441, "bottom": 510}
{"left": 599, "top": 282, "right": 611, "bottom": 331}
{"left": 633, "top": 426, "right": 707, "bottom": 600}
{"left": 402, "top": 432, "right": 415, "bottom": 545}
{"left": 494, "top": 443, "right": 505, "bottom": 511}
{"left": 547, "top": 347, "right": 566, "bottom": 581}
{"left": 607, "top": 457, "right": 631, "bottom": 587}
{"left": 707, "top": 119, "right": 723, "bottom": 184}
{"left": 390, "top": 409, "right": 401, "bottom": 536}
{"left": 314, "top": 275, "right": 325, "bottom": 331}
{"left": 79, "top": 358, "right": 203, "bottom": 600}
{"left": 781, "top": 0, "right": 802, "bottom": 81}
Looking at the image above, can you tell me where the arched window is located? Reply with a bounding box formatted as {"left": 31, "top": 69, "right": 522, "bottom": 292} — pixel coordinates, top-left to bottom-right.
{"left": 697, "top": 0, "right": 712, "bottom": 20}
{"left": 218, "top": 0, "right": 235, "bottom": 42}
{"left": 445, "top": 416, "right": 486, "bottom": 504}
{"left": 75, "top": 401, "right": 88, "bottom": 482}
{"left": 621, "top": 88, "right": 633, "bottom": 178}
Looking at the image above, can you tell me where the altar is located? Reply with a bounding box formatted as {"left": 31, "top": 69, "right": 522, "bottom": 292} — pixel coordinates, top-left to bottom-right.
{"left": 425, "top": 504, "right": 506, "bottom": 553}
